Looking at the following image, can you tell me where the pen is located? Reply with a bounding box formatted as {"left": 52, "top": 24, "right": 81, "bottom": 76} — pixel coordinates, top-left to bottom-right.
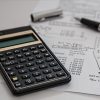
{"left": 31, "top": 7, "right": 63, "bottom": 22}
{"left": 75, "top": 17, "right": 100, "bottom": 31}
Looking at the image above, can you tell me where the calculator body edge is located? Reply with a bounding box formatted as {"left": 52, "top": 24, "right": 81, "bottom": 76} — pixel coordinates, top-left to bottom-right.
{"left": 0, "top": 26, "right": 71, "bottom": 95}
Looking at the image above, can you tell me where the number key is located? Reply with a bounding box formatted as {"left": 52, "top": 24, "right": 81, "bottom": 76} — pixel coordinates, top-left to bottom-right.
{"left": 0, "top": 58, "right": 6, "bottom": 62}
{"left": 18, "top": 69, "right": 27, "bottom": 74}
{"left": 25, "top": 79, "right": 34, "bottom": 85}
{"left": 0, "top": 53, "right": 4, "bottom": 57}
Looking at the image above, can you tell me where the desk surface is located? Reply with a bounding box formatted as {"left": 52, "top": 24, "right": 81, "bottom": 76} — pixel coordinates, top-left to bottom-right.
{"left": 0, "top": 0, "right": 100, "bottom": 100}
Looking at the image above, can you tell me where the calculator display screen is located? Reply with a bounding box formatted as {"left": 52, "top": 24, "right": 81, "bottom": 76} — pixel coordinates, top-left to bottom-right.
{"left": 0, "top": 34, "right": 37, "bottom": 48}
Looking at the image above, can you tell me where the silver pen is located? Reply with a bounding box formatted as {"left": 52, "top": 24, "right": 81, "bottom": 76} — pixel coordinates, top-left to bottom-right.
{"left": 31, "top": 7, "right": 63, "bottom": 22}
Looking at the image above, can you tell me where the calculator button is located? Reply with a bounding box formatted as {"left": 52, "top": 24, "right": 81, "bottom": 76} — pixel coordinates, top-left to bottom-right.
{"left": 0, "top": 53, "right": 4, "bottom": 57}
{"left": 0, "top": 58, "right": 6, "bottom": 62}
{"left": 44, "top": 53, "right": 50, "bottom": 57}
{"left": 39, "top": 64, "right": 47, "bottom": 69}
{"left": 32, "top": 71, "right": 41, "bottom": 77}
{"left": 36, "top": 60, "right": 44, "bottom": 64}
{"left": 5, "top": 67, "right": 12, "bottom": 71}
{"left": 30, "top": 46, "right": 36, "bottom": 50}
{"left": 28, "top": 57, "right": 34, "bottom": 61}
{"left": 36, "top": 54, "right": 42, "bottom": 59}
{"left": 22, "top": 48, "right": 28, "bottom": 52}
{"left": 14, "top": 82, "right": 21, "bottom": 87}
{"left": 56, "top": 72, "right": 66, "bottom": 77}
{"left": 24, "top": 52, "right": 31, "bottom": 57}
{"left": 37, "top": 44, "right": 44, "bottom": 49}
{"left": 4, "top": 60, "right": 17, "bottom": 66}
{"left": 46, "top": 57, "right": 54, "bottom": 62}
{"left": 4, "top": 62, "right": 11, "bottom": 66}
{"left": 29, "top": 67, "right": 38, "bottom": 72}
{"left": 18, "top": 69, "right": 27, "bottom": 74}
{"left": 16, "top": 65, "right": 24, "bottom": 69}
{"left": 20, "top": 58, "right": 26, "bottom": 63}
{"left": 33, "top": 50, "right": 39, "bottom": 54}
{"left": 46, "top": 74, "right": 55, "bottom": 79}
{"left": 12, "top": 76, "right": 18, "bottom": 82}
{"left": 40, "top": 49, "right": 47, "bottom": 53}
{"left": 25, "top": 79, "right": 34, "bottom": 85}
{"left": 53, "top": 67, "right": 61, "bottom": 72}
{"left": 8, "top": 56, "right": 15, "bottom": 60}
{"left": 8, "top": 72, "right": 16, "bottom": 76}
{"left": 35, "top": 76, "right": 45, "bottom": 82}
{"left": 43, "top": 69, "right": 52, "bottom": 74}
{"left": 16, "top": 54, "right": 23, "bottom": 58}
{"left": 6, "top": 52, "right": 12, "bottom": 56}
{"left": 49, "top": 62, "right": 58, "bottom": 67}
{"left": 14, "top": 50, "right": 20, "bottom": 54}
{"left": 26, "top": 62, "right": 34, "bottom": 67}
{"left": 22, "top": 74, "right": 30, "bottom": 79}
{"left": 10, "top": 60, "right": 18, "bottom": 65}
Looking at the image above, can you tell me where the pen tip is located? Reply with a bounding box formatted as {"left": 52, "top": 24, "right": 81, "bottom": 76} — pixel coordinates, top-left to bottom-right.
{"left": 74, "top": 17, "right": 81, "bottom": 21}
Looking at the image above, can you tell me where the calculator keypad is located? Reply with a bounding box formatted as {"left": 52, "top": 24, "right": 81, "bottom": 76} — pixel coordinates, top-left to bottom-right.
{"left": 0, "top": 43, "right": 69, "bottom": 91}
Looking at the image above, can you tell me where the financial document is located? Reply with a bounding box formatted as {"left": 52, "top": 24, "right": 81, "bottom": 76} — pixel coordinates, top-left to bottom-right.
{"left": 31, "top": 0, "right": 100, "bottom": 95}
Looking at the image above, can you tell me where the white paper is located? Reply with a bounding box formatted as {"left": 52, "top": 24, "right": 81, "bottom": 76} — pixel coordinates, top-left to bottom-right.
{"left": 31, "top": 0, "right": 100, "bottom": 95}
{"left": 33, "top": 0, "right": 60, "bottom": 13}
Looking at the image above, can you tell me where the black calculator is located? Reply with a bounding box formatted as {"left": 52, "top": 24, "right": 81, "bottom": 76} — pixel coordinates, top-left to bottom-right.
{"left": 0, "top": 26, "right": 71, "bottom": 95}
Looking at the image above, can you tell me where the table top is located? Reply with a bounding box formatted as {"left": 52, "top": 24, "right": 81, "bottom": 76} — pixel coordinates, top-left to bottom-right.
{"left": 0, "top": 0, "right": 100, "bottom": 100}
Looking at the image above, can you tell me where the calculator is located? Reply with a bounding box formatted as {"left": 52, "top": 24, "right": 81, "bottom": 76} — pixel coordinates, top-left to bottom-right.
{"left": 0, "top": 26, "right": 71, "bottom": 95}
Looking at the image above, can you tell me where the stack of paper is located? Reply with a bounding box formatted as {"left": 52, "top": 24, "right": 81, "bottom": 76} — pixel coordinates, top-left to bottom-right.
{"left": 31, "top": 0, "right": 100, "bottom": 95}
